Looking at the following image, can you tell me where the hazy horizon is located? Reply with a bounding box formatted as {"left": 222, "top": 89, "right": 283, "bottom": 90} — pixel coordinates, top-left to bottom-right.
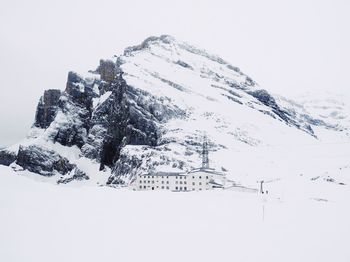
{"left": 0, "top": 0, "right": 349, "bottom": 146}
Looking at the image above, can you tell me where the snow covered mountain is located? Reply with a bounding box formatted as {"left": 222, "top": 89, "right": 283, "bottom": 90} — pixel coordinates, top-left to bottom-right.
{"left": 0, "top": 35, "right": 348, "bottom": 186}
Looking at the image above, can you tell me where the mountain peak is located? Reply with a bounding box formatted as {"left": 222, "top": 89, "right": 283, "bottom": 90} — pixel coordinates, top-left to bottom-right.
{"left": 123, "top": 34, "right": 176, "bottom": 55}
{"left": 122, "top": 35, "right": 240, "bottom": 73}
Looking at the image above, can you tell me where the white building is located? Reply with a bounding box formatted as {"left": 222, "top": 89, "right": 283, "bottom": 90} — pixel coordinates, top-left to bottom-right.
{"left": 132, "top": 171, "right": 214, "bottom": 191}
{"left": 131, "top": 136, "right": 228, "bottom": 192}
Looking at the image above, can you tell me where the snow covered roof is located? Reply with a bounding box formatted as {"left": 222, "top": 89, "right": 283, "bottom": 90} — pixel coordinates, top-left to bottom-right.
{"left": 140, "top": 168, "right": 226, "bottom": 177}
{"left": 187, "top": 167, "right": 226, "bottom": 176}
{"left": 140, "top": 171, "right": 186, "bottom": 177}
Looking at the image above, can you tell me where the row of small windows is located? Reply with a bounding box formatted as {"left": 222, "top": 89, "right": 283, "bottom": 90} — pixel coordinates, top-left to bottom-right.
{"left": 139, "top": 180, "right": 208, "bottom": 186}
{"left": 139, "top": 186, "right": 170, "bottom": 189}
{"left": 174, "top": 187, "right": 204, "bottom": 191}
{"left": 140, "top": 176, "right": 209, "bottom": 180}
{"left": 140, "top": 180, "right": 170, "bottom": 184}
{"left": 175, "top": 187, "right": 187, "bottom": 191}
{"left": 138, "top": 185, "right": 207, "bottom": 191}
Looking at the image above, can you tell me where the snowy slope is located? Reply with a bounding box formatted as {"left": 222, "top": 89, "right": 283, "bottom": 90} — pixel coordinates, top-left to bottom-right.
{"left": 0, "top": 165, "right": 349, "bottom": 262}
{"left": 275, "top": 91, "right": 350, "bottom": 142}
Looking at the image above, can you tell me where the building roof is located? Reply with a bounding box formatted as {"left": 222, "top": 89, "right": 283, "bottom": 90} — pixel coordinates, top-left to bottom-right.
{"left": 140, "top": 171, "right": 186, "bottom": 177}
{"left": 140, "top": 168, "right": 226, "bottom": 177}
{"left": 187, "top": 167, "right": 226, "bottom": 176}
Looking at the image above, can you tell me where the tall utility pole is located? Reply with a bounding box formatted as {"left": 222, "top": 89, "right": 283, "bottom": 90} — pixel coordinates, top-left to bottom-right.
{"left": 259, "top": 180, "right": 264, "bottom": 194}
{"left": 201, "top": 135, "right": 209, "bottom": 169}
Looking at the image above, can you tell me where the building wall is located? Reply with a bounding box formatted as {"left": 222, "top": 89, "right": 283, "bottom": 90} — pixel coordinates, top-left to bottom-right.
{"left": 133, "top": 173, "right": 212, "bottom": 191}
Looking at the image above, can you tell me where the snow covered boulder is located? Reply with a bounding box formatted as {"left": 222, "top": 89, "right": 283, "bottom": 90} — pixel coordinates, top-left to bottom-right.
{"left": 16, "top": 145, "right": 76, "bottom": 176}
{"left": 0, "top": 149, "right": 17, "bottom": 166}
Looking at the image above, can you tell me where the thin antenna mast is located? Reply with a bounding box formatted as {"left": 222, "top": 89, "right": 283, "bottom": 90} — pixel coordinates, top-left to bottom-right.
{"left": 201, "top": 134, "right": 209, "bottom": 169}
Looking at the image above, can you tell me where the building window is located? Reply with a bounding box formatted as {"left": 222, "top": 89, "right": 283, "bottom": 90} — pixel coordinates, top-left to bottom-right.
{"left": 139, "top": 185, "right": 142, "bottom": 189}
{"left": 161, "top": 181, "right": 164, "bottom": 184}
{"left": 184, "top": 181, "right": 187, "bottom": 185}
{"left": 192, "top": 182, "right": 195, "bottom": 185}
{"left": 184, "top": 187, "right": 187, "bottom": 190}
{"left": 166, "top": 181, "right": 169, "bottom": 184}
{"left": 140, "top": 181, "right": 142, "bottom": 183}
{"left": 176, "top": 187, "right": 178, "bottom": 190}
{"left": 206, "top": 176, "right": 208, "bottom": 179}
{"left": 180, "top": 187, "right": 183, "bottom": 190}
{"left": 179, "top": 176, "right": 182, "bottom": 179}
{"left": 166, "top": 186, "right": 169, "bottom": 189}
{"left": 180, "top": 181, "right": 182, "bottom": 184}
{"left": 192, "top": 176, "right": 195, "bottom": 179}
{"left": 161, "top": 186, "right": 164, "bottom": 189}
{"left": 152, "top": 181, "right": 154, "bottom": 184}
{"left": 144, "top": 186, "right": 146, "bottom": 189}
{"left": 175, "top": 181, "right": 178, "bottom": 184}
{"left": 192, "top": 188, "right": 195, "bottom": 191}
{"left": 199, "top": 182, "right": 202, "bottom": 185}
{"left": 199, "top": 176, "right": 201, "bottom": 179}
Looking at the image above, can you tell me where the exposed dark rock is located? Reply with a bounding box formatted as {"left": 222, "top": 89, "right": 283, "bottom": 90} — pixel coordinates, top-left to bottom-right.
{"left": 81, "top": 71, "right": 185, "bottom": 168}
{"left": 16, "top": 145, "right": 75, "bottom": 176}
{"left": 98, "top": 75, "right": 159, "bottom": 170}
{"left": 97, "top": 59, "right": 116, "bottom": 83}
{"left": 249, "top": 89, "right": 279, "bottom": 109}
{"left": 226, "top": 64, "right": 241, "bottom": 73}
{"left": 124, "top": 35, "right": 175, "bottom": 55}
{"left": 65, "top": 72, "right": 93, "bottom": 108}
{"left": 0, "top": 149, "right": 17, "bottom": 166}
{"left": 44, "top": 96, "right": 90, "bottom": 149}
{"left": 176, "top": 60, "right": 193, "bottom": 70}
{"left": 248, "top": 89, "right": 315, "bottom": 136}
{"left": 57, "top": 168, "right": 89, "bottom": 184}
{"left": 34, "top": 89, "right": 61, "bottom": 128}
{"left": 223, "top": 94, "right": 243, "bottom": 105}
{"left": 53, "top": 124, "right": 87, "bottom": 148}
{"left": 107, "top": 154, "right": 143, "bottom": 185}
{"left": 41, "top": 70, "right": 99, "bottom": 149}
{"left": 245, "top": 76, "right": 255, "bottom": 87}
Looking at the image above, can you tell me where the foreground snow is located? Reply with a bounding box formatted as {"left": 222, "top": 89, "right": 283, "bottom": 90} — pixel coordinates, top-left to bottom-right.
{"left": 1, "top": 166, "right": 349, "bottom": 262}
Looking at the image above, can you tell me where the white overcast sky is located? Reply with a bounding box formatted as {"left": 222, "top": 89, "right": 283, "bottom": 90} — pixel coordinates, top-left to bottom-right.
{"left": 0, "top": 0, "right": 349, "bottom": 146}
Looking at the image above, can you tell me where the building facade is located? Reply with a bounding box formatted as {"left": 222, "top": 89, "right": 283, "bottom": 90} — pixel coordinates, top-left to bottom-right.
{"left": 131, "top": 135, "right": 228, "bottom": 191}
{"left": 132, "top": 171, "right": 213, "bottom": 191}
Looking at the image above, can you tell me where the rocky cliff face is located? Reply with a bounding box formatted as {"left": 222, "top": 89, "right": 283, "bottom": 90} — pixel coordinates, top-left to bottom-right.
{"left": 34, "top": 89, "right": 62, "bottom": 128}
{"left": 2, "top": 35, "right": 347, "bottom": 186}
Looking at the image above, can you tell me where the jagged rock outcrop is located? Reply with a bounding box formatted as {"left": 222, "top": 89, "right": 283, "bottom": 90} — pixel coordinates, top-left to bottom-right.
{"left": 97, "top": 59, "right": 117, "bottom": 83}
{"left": 248, "top": 89, "right": 315, "bottom": 135}
{"left": 0, "top": 149, "right": 17, "bottom": 166}
{"left": 57, "top": 169, "right": 89, "bottom": 184}
{"left": 16, "top": 145, "right": 76, "bottom": 176}
{"left": 34, "top": 89, "right": 61, "bottom": 128}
